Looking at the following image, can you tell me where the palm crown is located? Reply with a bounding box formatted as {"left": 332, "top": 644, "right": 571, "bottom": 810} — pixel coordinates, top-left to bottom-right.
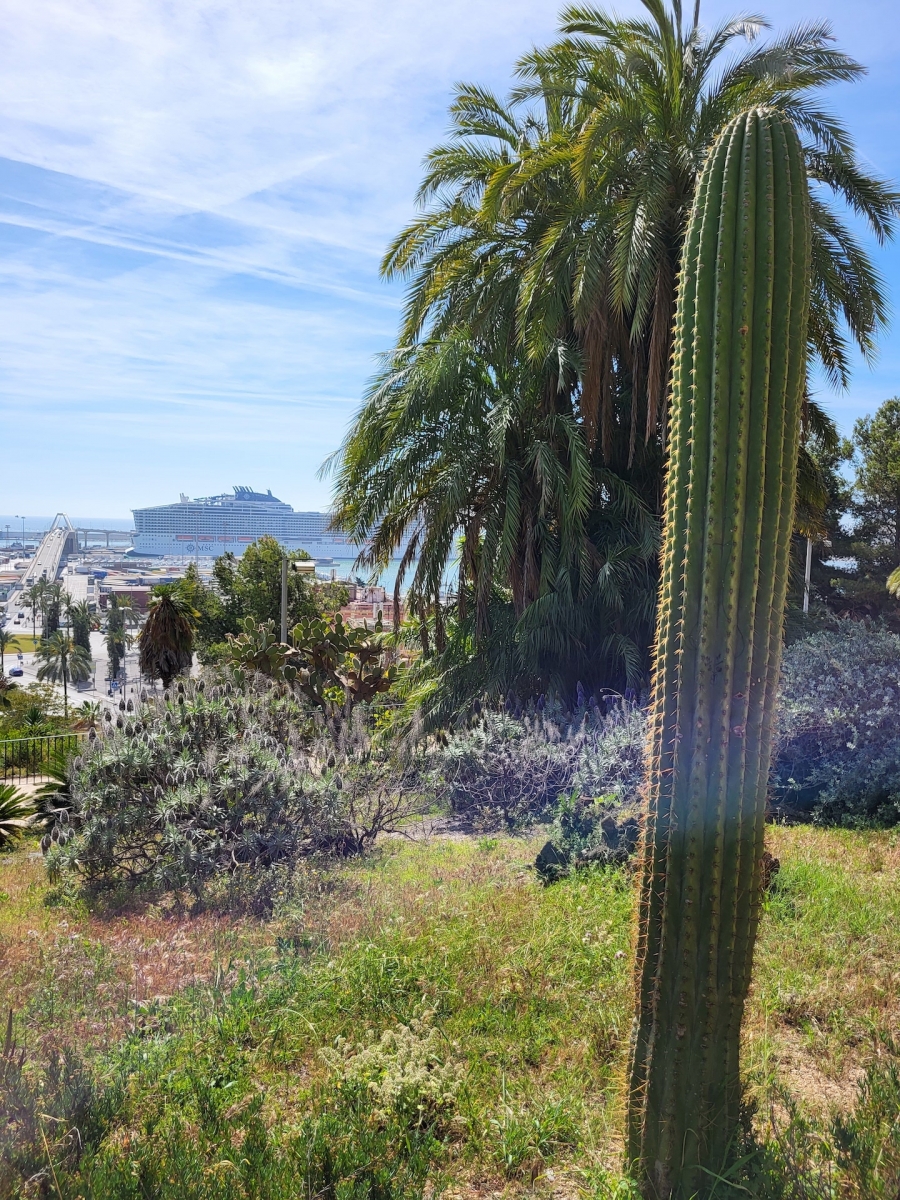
{"left": 330, "top": 0, "right": 898, "bottom": 711}
{"left": 36, "top": 631, "right": 92, "bottom": 717}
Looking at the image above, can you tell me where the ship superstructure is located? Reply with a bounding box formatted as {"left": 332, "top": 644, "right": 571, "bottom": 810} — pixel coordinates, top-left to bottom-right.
{"left": 132, "top": 487, "right": 371, "bottom": 559}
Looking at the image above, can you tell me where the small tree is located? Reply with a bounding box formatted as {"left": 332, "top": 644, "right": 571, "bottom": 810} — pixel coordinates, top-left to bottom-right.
{"left": 138, "top": 586, "right": 196, "bottom": 689}
{"left": 36, "top": 632, "right": 91, "bottom": 717}
{"left": 213, "top": 536, "right": 318, "bottom": 628}
{"left": 853, "top": 400, "right": 900, "bottom": 566}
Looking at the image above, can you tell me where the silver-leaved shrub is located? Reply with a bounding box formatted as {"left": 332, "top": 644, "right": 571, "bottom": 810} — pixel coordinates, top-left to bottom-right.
{"left": 45, "top": 678, "right": 427, "bottom": 896}
{"left": 775, "top": 623, "right": 900, "bottom": 825}
{"left": 436, "top": 701, "right": 646, "bottom": 830}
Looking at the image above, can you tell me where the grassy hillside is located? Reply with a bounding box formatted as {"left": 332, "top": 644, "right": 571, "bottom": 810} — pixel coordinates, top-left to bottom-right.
{"left": 1, "top": 827, "right": 899, "bottom": 1196}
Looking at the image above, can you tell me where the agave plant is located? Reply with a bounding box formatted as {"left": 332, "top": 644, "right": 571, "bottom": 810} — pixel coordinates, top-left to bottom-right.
{"left": 21, "top": 705, "right": 46, "bottom": 730}
{"left": 0, "top": 784, "right": 36, "bottom": 849}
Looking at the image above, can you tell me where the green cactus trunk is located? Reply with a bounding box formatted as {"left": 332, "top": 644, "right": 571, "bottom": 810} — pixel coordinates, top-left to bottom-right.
{"left": 626, "top": 109, "right": 811, "bottom": 1197}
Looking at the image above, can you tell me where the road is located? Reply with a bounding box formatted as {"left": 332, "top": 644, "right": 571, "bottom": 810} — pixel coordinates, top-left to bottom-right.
{"left": 8, "top": 631, "right": 164, "bottom": 718}
{"left": 10, "top": 526, "right": 77, "bottom": 603}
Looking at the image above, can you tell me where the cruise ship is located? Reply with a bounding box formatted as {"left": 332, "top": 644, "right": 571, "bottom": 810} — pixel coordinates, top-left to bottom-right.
{"left": 132, "top": 487, "right": 389, "bottom": 559}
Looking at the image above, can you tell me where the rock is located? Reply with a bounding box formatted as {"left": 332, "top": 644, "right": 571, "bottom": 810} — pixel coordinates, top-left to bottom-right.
{"left": 535, "top": 840, "right": 570, "bottom": 883}
{"left": 760, "top": 850, "right": 781, "bottom": 891}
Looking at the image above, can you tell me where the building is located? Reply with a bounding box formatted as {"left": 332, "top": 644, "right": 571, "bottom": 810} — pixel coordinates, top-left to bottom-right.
{"left": 99, "top": 586, "right": 151, "bottom": 612}
{"left": 132, "top": 487, "right": 394, "bottom": 560}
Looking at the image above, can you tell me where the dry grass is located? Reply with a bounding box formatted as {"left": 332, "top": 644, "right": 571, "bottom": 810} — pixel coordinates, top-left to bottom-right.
{"left": 0, "top": 843, "right": 271, "bottom": 1059}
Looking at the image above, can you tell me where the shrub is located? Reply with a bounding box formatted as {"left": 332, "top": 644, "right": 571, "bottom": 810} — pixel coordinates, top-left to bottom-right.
{"left": 44, "top": 678, "right": 323, "bottom": 894}
{"left": 47, "top": 679, "right": 429, "bottom": 896}
{"left": 0, "top": 1011, "right": 121, "bottom": 1197}
{"left": 436, "top": 701, "right": 646, "bottom": 831}
{"left": 774, "top": 623, "right": 900, "bottom": 825}
{"left": 535, "top": 795, "right": 641, "bottom": 883}
{"left": 750, "top": 1037, "right": 900, "bottom": 1199}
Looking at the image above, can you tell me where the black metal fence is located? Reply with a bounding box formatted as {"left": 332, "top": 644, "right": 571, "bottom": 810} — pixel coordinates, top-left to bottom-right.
{"left": 0, "top": 734, "right": 84, "bottom": 783}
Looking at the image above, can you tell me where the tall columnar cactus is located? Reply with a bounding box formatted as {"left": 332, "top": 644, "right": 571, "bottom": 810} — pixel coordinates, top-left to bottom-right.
{"left": 627, "top": 109, "right": 811, "bottom": 1197}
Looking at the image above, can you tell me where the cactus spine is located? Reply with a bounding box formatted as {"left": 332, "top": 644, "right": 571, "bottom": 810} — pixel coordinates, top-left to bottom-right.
{"left": 626, "top": 109, "right": 811, "bottom": 1197}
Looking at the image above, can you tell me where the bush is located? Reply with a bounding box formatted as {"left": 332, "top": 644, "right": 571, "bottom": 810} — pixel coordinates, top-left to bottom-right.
{"left": 47, "top": 679, "right": 428, "bottom": 897}
{"left": 436, "top": 702, "right": 646, "bottom": 831}
{"left": 0, "top": 784, "right": 35, "bottom": 849}
{"left": 535, "top": 795, "right": 641, "bottom": 883}
{"left": 749, "top": 1037, "right": 900, "bottom": 1199}
{"left": 774, "top": 623, "right": 900, "bottom": 825}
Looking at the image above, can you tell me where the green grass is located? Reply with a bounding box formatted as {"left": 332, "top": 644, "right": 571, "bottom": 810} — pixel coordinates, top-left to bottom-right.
{"left": 2, "top": 828, "right": 900, "bottom": 1198}
{"left": 75, "top": 840, "right": 633, "bottom": 1196}
{"left": 1, "top": 632, "right": 40, "bottom": 654}
{"left": 750, "top": 827, "right": 900, "bottom": 1100}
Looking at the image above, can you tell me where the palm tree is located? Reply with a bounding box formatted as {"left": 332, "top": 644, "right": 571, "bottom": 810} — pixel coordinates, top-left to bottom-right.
{"left": 23, "top": 579, "right": 46, "bottom": 641}
{"left": 67, "top": 599, "right": 95, "bottom": 655}
{"left": 0, "top": 783, "right": 35, "bottom": 849}
{"left": 72, "top": 700, "right": 101, "bottom": 729}
{"left": 35, "top": 631, "right": 91, "bottom": 718}
{"left": 41, "top": 582, "right": 67, "bottom": 638}
{"left": 388, "top": 2, "right": 895, "bottom": 462}
{"left": 104, "top": 594, "right": 131, "bottom": 683}
{"left": 138, "top": 586, "right": 196, "bottom": 689}
{"left": 330, "top": 0, "right": 897, "bottom": 710}
{"left": 330, "top": 331, "right": 657, "bottom": 704}
{"left": 0, "top": 628, "right": 20, "bottom": 674}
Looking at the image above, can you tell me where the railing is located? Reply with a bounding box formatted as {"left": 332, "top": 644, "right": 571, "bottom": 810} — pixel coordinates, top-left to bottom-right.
{"left": 0, "top": 734, "right": 85, "bottom": 783}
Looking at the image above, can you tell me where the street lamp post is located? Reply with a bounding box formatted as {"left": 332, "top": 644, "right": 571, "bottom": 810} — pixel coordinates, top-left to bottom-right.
{"left": 281, "top": 555, "right": 288, "bottom": 643}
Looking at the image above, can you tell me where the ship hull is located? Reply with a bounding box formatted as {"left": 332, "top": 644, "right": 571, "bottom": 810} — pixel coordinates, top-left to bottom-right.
{"left": 132, "top": 490, "right": 403, "bottom": 560}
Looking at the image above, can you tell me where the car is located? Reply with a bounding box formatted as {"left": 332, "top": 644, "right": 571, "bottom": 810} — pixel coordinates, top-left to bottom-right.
{"left": 8, "top": 666, "right": 24, "bottom": 677}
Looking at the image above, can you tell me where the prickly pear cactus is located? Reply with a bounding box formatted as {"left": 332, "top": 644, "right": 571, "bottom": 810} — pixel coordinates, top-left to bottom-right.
{"left": 627, "top": 108, "right": 811, "bottom": 1196}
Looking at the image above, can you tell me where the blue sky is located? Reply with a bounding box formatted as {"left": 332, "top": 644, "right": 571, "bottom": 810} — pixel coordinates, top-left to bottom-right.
{"left": 1, "top": 0, "right": 899, "bottom": 520}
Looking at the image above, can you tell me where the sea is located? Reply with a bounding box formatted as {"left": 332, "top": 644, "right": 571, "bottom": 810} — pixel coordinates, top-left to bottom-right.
{"left": 0, "top": 515, "right": 134, "bottom": 532}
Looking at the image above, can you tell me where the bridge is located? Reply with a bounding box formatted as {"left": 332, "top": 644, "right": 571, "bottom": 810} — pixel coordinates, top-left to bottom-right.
{"left": 5, "top": 526, "right": 134, "bottom": 550}
{"left": 10, "top": 515, "right": 80, "bottom": 600}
